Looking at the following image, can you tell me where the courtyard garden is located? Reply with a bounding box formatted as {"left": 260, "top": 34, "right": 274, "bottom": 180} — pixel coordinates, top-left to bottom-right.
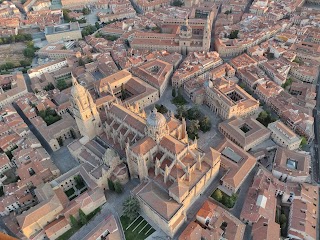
{"left": 64, "top": 175, "right": 88, "bottom": 200}
{"left": 211, "top": 189, "right": 238, "bottom": 209}
{"left": 38, "top": 107, "right": 62, "bottom": 126}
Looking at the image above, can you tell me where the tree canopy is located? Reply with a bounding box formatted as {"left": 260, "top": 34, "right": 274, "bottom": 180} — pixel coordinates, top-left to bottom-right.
{"left": 123, "top": 196, "right": 140, "bottom": 221}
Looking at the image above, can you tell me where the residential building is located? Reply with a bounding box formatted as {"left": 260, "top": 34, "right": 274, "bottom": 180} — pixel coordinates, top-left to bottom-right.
{"left": 0, "top": 73, "right": 28, "bottom": 108}
{"left": 179, "top": 200, "right": 245, "bottom": 240}
{"left": 172, "top": 51, "right": 223, "bottom": 88}
{"left": 82, "top": 215, "right": 121, "bottom": 240}
{"left": 268, "top": 121, "right": 301, "bottom": 150}
{"left": 0, "top": 154, "right": 12, "bottom": 174}
{"left": 272, "top": 147, "right": 311, "bottom": 183}
{"left": 240, "top": 168, "right": 281, "bottom": 239}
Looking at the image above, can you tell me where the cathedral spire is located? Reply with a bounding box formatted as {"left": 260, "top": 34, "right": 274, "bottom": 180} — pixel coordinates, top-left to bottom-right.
{"left": 71, "top": 74, "right": 78, "bottom": 86}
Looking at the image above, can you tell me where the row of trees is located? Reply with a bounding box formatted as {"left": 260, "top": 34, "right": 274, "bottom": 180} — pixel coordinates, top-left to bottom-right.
{"left": 108, "top": 179, "right": 123, "bottom": 193}
{"left": 0, "top": 33, "right": 32, "bottom": 45}
{"left": 69, "top": 208, "right": 93, "bottom": 228}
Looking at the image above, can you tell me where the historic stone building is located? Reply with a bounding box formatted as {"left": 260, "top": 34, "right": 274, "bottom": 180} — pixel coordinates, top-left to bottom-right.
{"left": 102, "top": 102, "right": 221, "bottom": 237}
{"left": 70, "top": 79, "right": 221, "bottom": 237}
{"left": 70, "top": 76, "right": 103, "bottom": 140}
{"left": 130, "top": 15, "right": 212, "bottom": 55}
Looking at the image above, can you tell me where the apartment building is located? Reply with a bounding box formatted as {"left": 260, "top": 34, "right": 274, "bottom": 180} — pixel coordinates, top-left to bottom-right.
{"left": 268, "top": 121, "right": 302, "bottom": 150}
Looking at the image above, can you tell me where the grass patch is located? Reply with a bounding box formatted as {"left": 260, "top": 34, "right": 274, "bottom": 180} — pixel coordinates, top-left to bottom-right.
{"left": 120, "top": 215, "right": 155, "bottom": 240}
{"left": 64, "top": 188, "right": 75, "bottom": 197}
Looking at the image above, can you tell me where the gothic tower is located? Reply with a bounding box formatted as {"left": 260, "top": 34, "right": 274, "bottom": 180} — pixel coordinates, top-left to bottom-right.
{"left": 70, "top": 76, "right": 102, "bottom": 140}
{"left": 203, "top": 15, "right": 211, "bottom": 51}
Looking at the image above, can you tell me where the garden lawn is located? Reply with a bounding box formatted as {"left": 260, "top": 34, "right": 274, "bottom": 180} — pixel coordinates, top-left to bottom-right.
{"left": 64, "top": 188, "right": 75, "bottom": 198}
{"left": 120, "top": 215, "right": 155, "bottom": 240}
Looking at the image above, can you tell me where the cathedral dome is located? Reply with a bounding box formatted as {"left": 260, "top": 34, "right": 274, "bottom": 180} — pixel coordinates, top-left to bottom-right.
{"left": 147, "top": 107, "right": 166, "bottom": 129}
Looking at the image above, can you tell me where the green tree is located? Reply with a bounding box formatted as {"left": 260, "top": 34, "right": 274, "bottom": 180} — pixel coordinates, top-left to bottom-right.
{"left": 44, "top": 83, "right": 55, "bottom": 91}
{"left": 175, "top": 105, "right": 187, "bottom": 120}
{"left": 79, "top": 209, "right": 87, "bottom": 225}
{"left": 63, "top": 9, "right": 71, "bottom": 21}
{"left": 300, "top": 137, "right": 307, "bottom": 147}
{"left": 19, "top": 59, "right": 31, "bottom": 67}
{"left": 171, "top": 0, "right": 183, "bottom": 6}
{"left": 70, "top": 129, "right": 76, "bottom": 139}
{"left": 82, "top": 7, "right": 91, "bottom": 15}
{"left": 279, "top": 214, "right": 287, "bottom": 225}
{"left": 57, "top": 79, "right": 68, "bottom": 90}
{"left": 78, "top": 58, "right": 85, "bottom": 66}
{"left": 155, "top": 104, "right": 168, "bottom": 114}
{"left": 123, "top": 196, "right": 140, "bottom": 221}
{"left": 74, "top": 175, "right": 84, "bottom": 186}
{"left": 257, "top": 111, "right": 275, "bottom": 127}
{"left": 267, "top": 52, "right": 275, "bottom": 59}
{"left": 212, "top": 189, "right": 223, "bottom": 202}
{"left": 108, "top": 178, "right": 115, "bottom": 191}
{"left": 4, "top": 62, "right": 15, "bottom": 69}
{"left": 189, "top": 120, "right": 200, "bottom": 134}
{"left": 172, "top": 88, "right": 176, "bottom": 97}
{"left": 282, "top": 78, "right": 293, "bottom": 89}
{"left": 229, "top": 30, "right": 239, "bottom": 39}
{"left": 23, "top": 48, "right": 35, "bottom": 58}
{"left": 187, "top": 106, "right": 202, "bottom": 120}
{"left": 200, "top": 116, "right": 211, "bottom": 132}
{"left": 95, "top": 22, "right": 100, "bottom": 29}
{"left": 114, "top": 181, "right": 123, "bottom": 193}
{"left": 81, "top": 25, "right": 97, "bottom": 37}
{"left": 70, "top": 215, "right": 78, "bottom": 228}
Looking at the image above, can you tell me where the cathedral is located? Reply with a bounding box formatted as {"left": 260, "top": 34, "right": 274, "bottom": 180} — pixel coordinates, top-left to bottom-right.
{"left": 70, "top": 77, "right": 221, "bottom": 237}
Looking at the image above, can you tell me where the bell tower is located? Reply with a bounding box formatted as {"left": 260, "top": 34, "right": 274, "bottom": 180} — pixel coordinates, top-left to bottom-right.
{"left": 203, "top": 15, "right": 211, "bottom": 51}
{"left": 70, "top": 76, "right": 102, "bottom": 140}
